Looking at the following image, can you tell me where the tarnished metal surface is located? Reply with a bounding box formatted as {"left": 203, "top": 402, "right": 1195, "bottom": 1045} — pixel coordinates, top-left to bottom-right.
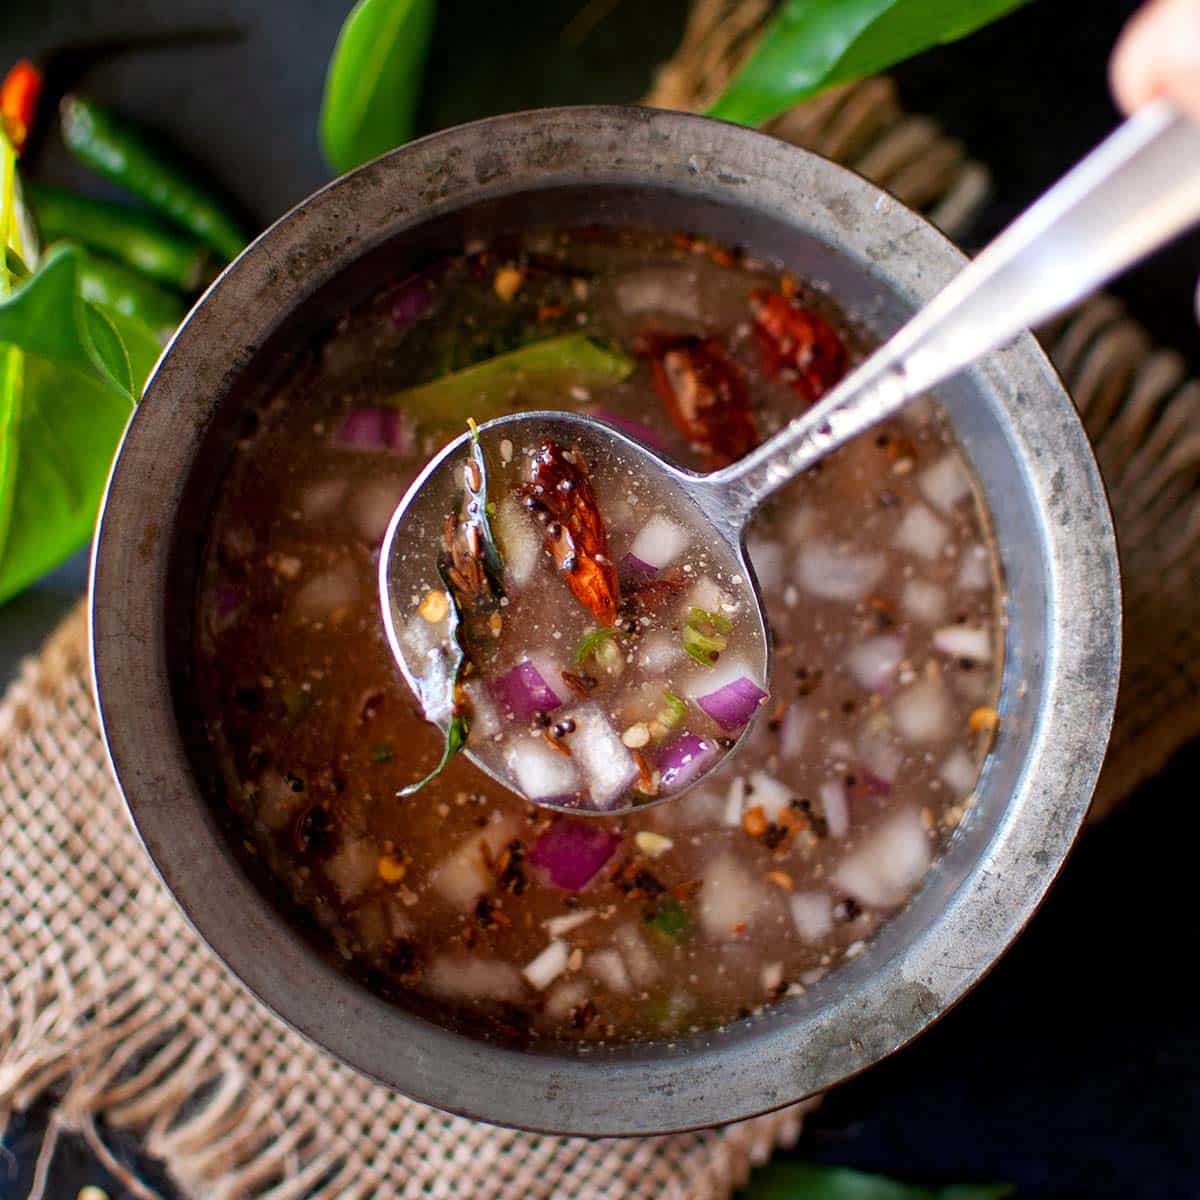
{"left": 90, "top": 107, "right": 1120, "bottom": 1135}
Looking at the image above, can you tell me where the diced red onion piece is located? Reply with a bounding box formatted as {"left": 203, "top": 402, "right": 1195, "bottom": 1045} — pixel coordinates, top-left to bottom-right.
{"left": 658, "top": 733, "right": 720, "bottom": 794}
{"left": 334, "top": 407, "right": 415, "bottom": 456}
{"left": 490, "top": 659, "right": 564, "bottom": 719}
{"left": 846, "top": 634, "right": 905, "bottom": 692}
{"left": 630, "top": 514, "right": 690, "bottom": 570}
{"left": 619, "top": 551, "right": 658, "bottom": 585}
{"left": 697, "top": 675, "right": 769, "bottom": 731}
{"left": 209, "top": 584, "right": 243, "bottom": 635}
{"left": 590, "top": 408, "right": 671, "bottom": 453}
{"left": 528, "top": 818, "right": 622, "bottom": 891}
{"left": 391, "top": 277, "right": 431, "bottom": 327}
{"left": 932, "top": 625, "right": 992, "bottom": 661}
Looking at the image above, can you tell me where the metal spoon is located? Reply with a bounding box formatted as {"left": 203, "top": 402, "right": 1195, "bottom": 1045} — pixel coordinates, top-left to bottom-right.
{"left": 382, "top": 99, "right": 1200, "bottom": 812}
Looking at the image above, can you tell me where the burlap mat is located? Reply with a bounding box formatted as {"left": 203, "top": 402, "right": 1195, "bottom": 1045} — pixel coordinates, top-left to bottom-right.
{"left": 2, "top": 7, "right": 1195, "bottom": 1197}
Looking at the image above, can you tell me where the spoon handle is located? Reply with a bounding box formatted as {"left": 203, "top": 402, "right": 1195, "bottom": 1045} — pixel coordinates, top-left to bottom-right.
{"left": 708, "top": 99, "right": 1200, "bottom": 523}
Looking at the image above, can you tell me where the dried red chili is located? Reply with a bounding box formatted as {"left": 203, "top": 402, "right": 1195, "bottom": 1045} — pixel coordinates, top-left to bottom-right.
{"left": 1, "top": 60, "right": 42, "bottom": 153}
{"left": 519, "top": 441, "right": 620, "bottom": 626}
{"left": 643, "top": 333, "right": 758, "bottom": 468}
{"left": 749, "top": 288, "right": 847, "bottom": 404}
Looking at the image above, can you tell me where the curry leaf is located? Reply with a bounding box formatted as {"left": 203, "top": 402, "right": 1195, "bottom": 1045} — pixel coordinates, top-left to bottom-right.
{"left": 98, "top": 306, "right": 165, "bottom": 393}
{"left": 739, "top": 1162, "right": 1016, "bottom": 1200}
{"left": 319, "top": 0, "right": 437, "bottom": 174}
{"left": 708, "top": 0, "right": 1034, "bottom": 129}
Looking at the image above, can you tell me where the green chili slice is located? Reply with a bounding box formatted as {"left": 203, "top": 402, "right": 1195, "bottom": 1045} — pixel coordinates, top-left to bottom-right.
{"left": 683, "top": 606, "right": 732, "bottom": 667}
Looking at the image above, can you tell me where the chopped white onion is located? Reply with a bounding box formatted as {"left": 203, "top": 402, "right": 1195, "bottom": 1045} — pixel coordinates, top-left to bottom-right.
{"left": 674, "top": 788, "right": 726, "bottom": 828}
{"left": 323, "top": 838, "right": 378, "bottom": 903}
{"left": 544, "top": 979, "right": 591, "bottom": 1021}
{"left": 894, "top": 503, "right": 948, "bottom": 561}
{"left": 523, "top": 940, "right": 570, "bottom": 990}
{"left": 505, "top": 735, "right": 580, "bottom": 802}
{"left": 747, "top": 537, "right": 785, "bottom": 594}
{"left": 352, "top": 477, "right": 406, "bottom": 545}
{"left": 819, "top": 779, "right": 850, "bottom": 838}
{"left": 846, "top": 634, "right": 905, "bottom": 692}
{"left": 857, "top": 728, "right": 903, "bottom": 784}
{"left": 748, "top": 770, "right": 793, "bottom": 820}
{"left": 638, "top": 631, "right": 682, "bottom": 674}
{"left": 587, "top": 949, "right": 632, "bottom": 993}
{"left": 724, "top": 775, "right": 746, "bottom": 826}
{"left": 687, "top": 575, "right": 731, "bottom": 615}
{"left": 892, "top": 675, "right": 951, "bottom": 745}
{"left": 918, "top": 453, "right": 972, "bottom": 513}
{"left": 901, "top": 579, "right": 948, "bottom": 624}
{"left": 933, "top": 625, "right": 992, "bottom": 662}
{"left": 255, "top": 769, "right": 303, "bottom": 832}
{"left": 683, "top": 655, "right": 755, "bottom": 703}
{"left": 630, "top": 513, "right": 690, "bottom": 570}
{"left": 300, "top": 477, "right": 349, "bottom": 521}
{"left": 789, "top": 891, "right": 834, "bottom": 943}
{"left": 780, "top": 705, "right": 810, "bottom": 760}
{"left": 462, "top": 680, "right": 501, "bottom": 739}
{"left": 783, "top": 506, "right": 818, "bottom": 546}
{"left": 429, "top": 812, "right": 523, "bottom": 909}
{"left": 614, "top": 267, "right": 702, "bottom": 319}
{"left": 798, "top": 542, "right": 886, "bottom": 602}
{"left": 494, "top": 495, "right": 541, "bottom": 586}
{"left": 699, "top": 853, "right": 769, "bottom": 940}
{"left": 834, "top": 807, "right": 932, "bottom": 907}
{"left": 761, "top": 961, "right": 785, "bottom": 993}
{"left": 426, "top": 956, "right": 524, "bottom": 1002}
{"left": 939, "top": 748, "right": 979, "bottom": 794}
{"left": 544, "top": 909, "right": 595, "bottom": 938}
{"left": 613, "top": 924, "right": 660, "bottom": 986}
{"left": 291, "top": 562, "right": 358, "bottom": 623}
{"left": 569, "top": 704, "right": 639, "bottom": 809}
{"left": 957, "top": 545, "right": 991, "bottom": 590}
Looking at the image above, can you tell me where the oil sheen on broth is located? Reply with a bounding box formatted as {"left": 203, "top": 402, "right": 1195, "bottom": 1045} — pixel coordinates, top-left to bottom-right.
{"left": 194, "top": 228, "right": 1003, "bottom": 1044}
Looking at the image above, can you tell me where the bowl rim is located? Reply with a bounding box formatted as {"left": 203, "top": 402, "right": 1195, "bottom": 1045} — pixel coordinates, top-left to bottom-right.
{"left": 90, "top": 104, "right": 1121, "bottom": 1135}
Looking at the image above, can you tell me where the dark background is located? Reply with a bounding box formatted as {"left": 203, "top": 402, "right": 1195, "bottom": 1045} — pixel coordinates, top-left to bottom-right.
{"left": 2, "top": 1, "right": 1198, "bottom": 1197}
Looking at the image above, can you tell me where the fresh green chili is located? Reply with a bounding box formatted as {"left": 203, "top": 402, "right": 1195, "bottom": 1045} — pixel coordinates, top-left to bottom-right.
{"left": 60, "top": 94, "right": 247, "bottom": 262}
{"left": 29, "top": 182, "right": 212, "bottom": 290}
{"left": 683, "top": 606, "right": 732, "bottom": 667}
{"left": 656, "top": 689, "right": 687, "bottom": 732}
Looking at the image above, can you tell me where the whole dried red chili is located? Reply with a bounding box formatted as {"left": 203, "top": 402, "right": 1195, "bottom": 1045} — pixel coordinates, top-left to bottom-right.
{"left": 750, "top": 288, "right": 847, "bottom": 404}
{"left": 1, "top": 60, "right": 42, "bottom": 153}
{"left": 519, "top": 441, "right": 619, "bottom": 626}
{"left": 643, "top": 333, "right": 758, "bottom": 468}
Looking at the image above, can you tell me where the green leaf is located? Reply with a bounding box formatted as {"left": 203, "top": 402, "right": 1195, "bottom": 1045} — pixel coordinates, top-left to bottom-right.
{"left": 95, "top": 306, "right": 164, "bottom": 394}
{"left": 0, "top": 244, "right": 134, "bottom": 398}
{"left": 385, "top": 333, "right": 635, "bottom": 426}
{"left": 738, "top": 1162, "right": 1016, "bottom": 1200}
{"left": 707, "top": 0, "right": 1034, "bottom": 129}
{"left": 0, "top": 345, "right": 21, "bottom": 558}
{"left": 644, "top": 895, "right": 692, "bottom": 943}
{"left": 0, "top": 352, "right": 131, "bottom": 603}
{"left": 319, "top": 0, "right": 437, "bottom": 174}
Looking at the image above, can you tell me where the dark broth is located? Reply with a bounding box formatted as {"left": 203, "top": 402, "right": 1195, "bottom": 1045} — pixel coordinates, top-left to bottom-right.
{"left": 194, "top": 228, "right": 1002, "bottom": 1044}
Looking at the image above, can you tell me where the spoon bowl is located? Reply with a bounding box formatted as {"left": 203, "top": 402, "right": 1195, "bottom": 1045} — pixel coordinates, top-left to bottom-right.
{"left": 379, "top": 408, "right": 772, "bottom": 814}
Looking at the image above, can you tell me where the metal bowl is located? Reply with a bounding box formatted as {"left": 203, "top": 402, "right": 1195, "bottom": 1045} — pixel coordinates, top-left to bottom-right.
{"left": 91, "top": 106, "right": 1120, "bottom": 1136}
